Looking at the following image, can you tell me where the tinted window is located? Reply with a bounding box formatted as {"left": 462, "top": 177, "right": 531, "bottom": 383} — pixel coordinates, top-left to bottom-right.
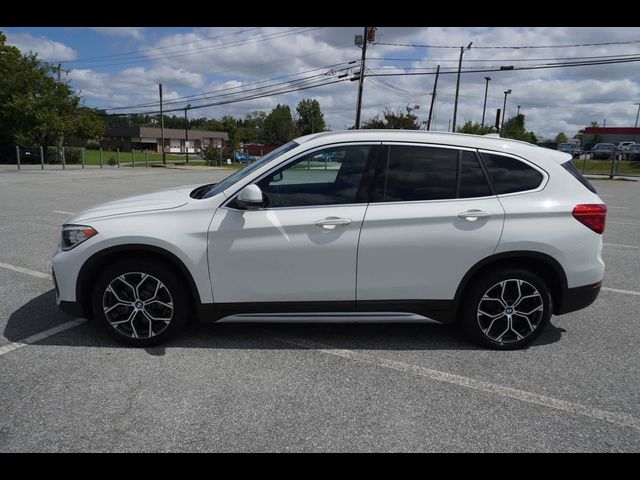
{"left": 561, "top": 160, "right": 597, "bottom": 194}
{"left": 481, "top": 153, "right": 543, "bottom": 195}
{"left": 382, "top": 146, "right": 458, "bottom": 201}
{"left": 459, "top": 151, "right": 492, "bottom": 198}
{"left": 255, "top": 145, "right": 374, "bottom": 208}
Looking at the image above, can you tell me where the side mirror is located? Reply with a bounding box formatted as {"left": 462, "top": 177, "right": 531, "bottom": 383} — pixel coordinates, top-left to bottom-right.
{"left": 235, "top": 184, "right": 264, "bottom": 210}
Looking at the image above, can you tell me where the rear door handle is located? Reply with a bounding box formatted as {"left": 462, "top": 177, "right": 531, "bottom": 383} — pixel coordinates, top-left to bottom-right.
{"left": 458, "top": 210, "right": 493, "bottom": 221}
{"left": 314, "top": 217, "right": 352, "bottom": 229}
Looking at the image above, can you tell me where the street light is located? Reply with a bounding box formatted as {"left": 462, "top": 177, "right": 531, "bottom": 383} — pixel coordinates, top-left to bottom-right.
{"left": 481, "top": 76, "right": 491, "bottom": 127}
{"left": 500, "top": 89, "right": 512, "bottom": 134}
{"left": 452, "top": 42, "right": 473, "bottom": 132}
{"left": 517, "top": 105, "right": 521, "bottom": 116}
{"left": 184, "top": 104, "right": 191, "bottom": 164}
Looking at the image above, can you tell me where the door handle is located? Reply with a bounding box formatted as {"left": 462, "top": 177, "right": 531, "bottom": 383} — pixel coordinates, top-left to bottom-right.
{"left": 314, "top": 217, "right": 352, "bottom": 229}
{"left": 457, "top": 210, "right": 493, "bottom": 221}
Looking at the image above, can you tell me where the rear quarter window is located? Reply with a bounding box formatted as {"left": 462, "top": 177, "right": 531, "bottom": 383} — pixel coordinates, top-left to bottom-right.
{"left": 480, "top": 153, "right": 544, "bottom": 195}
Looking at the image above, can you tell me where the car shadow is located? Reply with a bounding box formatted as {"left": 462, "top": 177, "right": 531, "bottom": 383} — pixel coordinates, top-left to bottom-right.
{"left": 4, "top": 289, "right": 566, "bottom": 354}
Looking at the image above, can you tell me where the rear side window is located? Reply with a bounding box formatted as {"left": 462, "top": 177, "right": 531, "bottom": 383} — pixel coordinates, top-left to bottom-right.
{"left": 459, "top": 151, "right": 492, "bottom": 198}
{"left": 481, "top": 153, "right": 544, "bottom": 194}
{"left": 561, "top": 160, "right": 597, "bottom": 194}
{"left": 382, "top": 146, "right": 458, "bottom": 201}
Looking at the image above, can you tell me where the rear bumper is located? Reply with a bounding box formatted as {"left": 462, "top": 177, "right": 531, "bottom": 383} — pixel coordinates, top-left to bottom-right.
{"left": 556, "top": 281, "right": 601, "bottom": 315}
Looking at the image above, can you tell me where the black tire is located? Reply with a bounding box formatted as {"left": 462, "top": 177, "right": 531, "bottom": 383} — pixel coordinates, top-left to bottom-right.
{"left": 461, "top": 268, "right": 552, "bottom": 350}
{"left": 91, "top": 258, "right": 191, "bottom": 347}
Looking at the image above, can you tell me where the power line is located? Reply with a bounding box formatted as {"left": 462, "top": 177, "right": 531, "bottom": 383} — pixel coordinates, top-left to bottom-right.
{"left": 56, "top": 27, "right": 261, "bottom": 64}
{"left": 69, "top": 27, "right": 323, "bottom": 70}
{"left": 367, "top": 52, "right": 640, "bottom": 63}
{"left": 103, "top": 61, "right": 358, "bottom": 111}
{"left": 371, "top": 39, "right": 640, "bottom": 49}
{"left": 366, "top": 55, "right": 640, "bottom": 76}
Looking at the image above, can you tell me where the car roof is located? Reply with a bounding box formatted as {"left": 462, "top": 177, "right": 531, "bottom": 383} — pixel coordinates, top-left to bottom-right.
{"left": 294, "top": 129, "right": 569, "bottom": 165}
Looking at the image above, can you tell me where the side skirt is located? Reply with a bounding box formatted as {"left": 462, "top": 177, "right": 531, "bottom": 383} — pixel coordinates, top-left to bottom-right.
{"left": 196, "top": 300, "right": 454, "bottom": 324}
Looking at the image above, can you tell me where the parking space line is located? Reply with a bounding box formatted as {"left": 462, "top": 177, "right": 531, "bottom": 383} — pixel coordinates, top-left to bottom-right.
{"left": 0, "top": 262, "right": 51, "bottom": 280}
{"left": 608, "top": 221, "right": 640, "bottom": 226}
{"left": 51, "top": 210, "right": 74, "bottom": 215}
{"left": 0, "top": 319, "right": 86, "bottom": 357}
{"left": 268, "top": 334, "right": 640, "bottom": 431}
{"left": 604, "top": 242, "right": 639, "bottom": 249}
{"left": 602, "top": 287, "right": 640, "bottom": 297}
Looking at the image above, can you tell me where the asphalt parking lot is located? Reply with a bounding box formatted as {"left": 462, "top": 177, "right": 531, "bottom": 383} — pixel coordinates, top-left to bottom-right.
{"left": 0, "top": 165, "right": 639, "bottom": 452}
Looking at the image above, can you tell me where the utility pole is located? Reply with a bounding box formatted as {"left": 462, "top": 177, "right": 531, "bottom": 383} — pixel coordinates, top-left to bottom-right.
{"left": 452, "top": 42, "right": 472, "bottom": 133}
{"left": 159, "top": 84, "right": 166, "bottom": 165}
{"left": 481, "top": 77, "right": 491, "bottom": 127}
{"left": 355, "top": 27, "right": 373, "bottom": 129}
{"left": 427, "top": 65, "right": 440, "bottom": 131}
{"left": 517, "top": 105, "right": 521, "bottom": 116}
{"left": 184, "top": 104, "right": 191, "bottom": 164}
{"left": 500, "top": 89, "right": 512, "bottom": 134}
{"left": 634, "top": 102, "right": 640, "bottom": 142}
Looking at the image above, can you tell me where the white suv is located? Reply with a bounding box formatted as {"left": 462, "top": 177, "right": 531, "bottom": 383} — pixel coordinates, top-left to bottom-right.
{"left": 52, "top": 131, "right": 606, "bottom": 349}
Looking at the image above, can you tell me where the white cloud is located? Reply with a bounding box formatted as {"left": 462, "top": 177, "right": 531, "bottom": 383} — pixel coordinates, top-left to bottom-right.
{"left": 46, "top": 26, "right": 640, "bottom": 139}
{"left": 5, "top": 32, "right": 77, "bottom": 61}
{"left": 88, "top": 27, "right": 145, "bottom": 40}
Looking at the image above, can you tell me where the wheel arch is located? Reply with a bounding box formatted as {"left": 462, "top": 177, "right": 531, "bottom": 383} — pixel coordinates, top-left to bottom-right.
{"left": 76, "top": 244, "right": 202, "bottom": 319}
{"left": 452, "top": 251, "right": 568, "bottom": 320}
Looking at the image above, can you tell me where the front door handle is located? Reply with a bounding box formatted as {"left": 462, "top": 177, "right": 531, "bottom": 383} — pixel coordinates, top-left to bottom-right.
{"left": 314, "top": 217, "right": 352, "bottom": 229}
{"left": 458, "top": 210, "right": 493, "bottom": 221}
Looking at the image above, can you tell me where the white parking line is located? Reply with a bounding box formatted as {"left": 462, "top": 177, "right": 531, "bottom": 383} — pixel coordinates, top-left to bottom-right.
{"left": 269, "top": 335, "right": 640, "bottom": 431}
{"left": 608, "top": 221, "right": 640, "bottom": 226}
{"left": 0, "top": 319, "right": 86, "bottom": 357}
{"left": 604, "top": 242, "right": 640, "bottom": 249}
{"left": 602, "top": 286, "right": 640, "bottom": 297}
{"left": 0, "top": 262, "right": 51, "bottom": 280}
{"left": 51, "top": 210, "right": 74, "bottom": 215}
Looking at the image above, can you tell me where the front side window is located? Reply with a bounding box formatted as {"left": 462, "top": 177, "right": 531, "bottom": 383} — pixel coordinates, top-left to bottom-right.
{"left": 255, "top": 144, "right": 376, "bottom": 208}
{"left": 481, "top": 152, "right": 544, "bottom": 195}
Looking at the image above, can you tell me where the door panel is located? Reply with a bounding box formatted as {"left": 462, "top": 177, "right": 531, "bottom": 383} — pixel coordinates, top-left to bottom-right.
{"left": 357, "top": 197, "right": 504, "bottom": 300}
{"left": 209, "top": 205, "right": 367, "bottom": 303}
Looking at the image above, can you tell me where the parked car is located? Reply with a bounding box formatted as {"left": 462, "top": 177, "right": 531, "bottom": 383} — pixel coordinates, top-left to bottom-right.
{"left": 52, "top": 131, "right": 606, "bottom": 350}
{"left": 590, "top": 143, "right": 617, "bottom": 160}
{"left": 557, "top": 142, "right": 581, "bottom": 158}
{"left": 624, "top": 143, "right": 640, "bottom": 161}
{"left": 617, "top": 141, "right": 635, "bottom": 152}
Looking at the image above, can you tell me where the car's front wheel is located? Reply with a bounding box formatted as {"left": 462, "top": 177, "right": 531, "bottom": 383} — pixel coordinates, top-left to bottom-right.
{"left": 91, "top": 259, "right": 191, "bottom": 347}
{"left": 462, "top": 269, "right": 552, "bottom": 350}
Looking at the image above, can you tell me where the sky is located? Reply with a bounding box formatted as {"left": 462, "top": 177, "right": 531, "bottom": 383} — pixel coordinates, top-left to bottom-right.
{"left": 3, "top": 26, "right": 640, "bottom": 139}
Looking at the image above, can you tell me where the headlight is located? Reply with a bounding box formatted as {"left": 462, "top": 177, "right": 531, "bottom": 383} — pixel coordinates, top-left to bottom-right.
{"left": 61, "top": 225, "right": 98, "bottom": 251}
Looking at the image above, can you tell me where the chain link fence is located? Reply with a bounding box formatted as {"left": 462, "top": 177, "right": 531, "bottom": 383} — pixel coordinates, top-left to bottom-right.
{"left": 9, "top": 146, "right": 216, "bottom": 170}
{"left": 573, "top": 151, "right": 640, "bottom": 178}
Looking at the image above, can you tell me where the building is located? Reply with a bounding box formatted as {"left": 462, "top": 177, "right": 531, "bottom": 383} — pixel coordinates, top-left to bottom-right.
{"left": 580, "top": 127, "right": 640, "bottom": 146}
{"left": 102, "top": 126, "right": 228, "bottom": 153}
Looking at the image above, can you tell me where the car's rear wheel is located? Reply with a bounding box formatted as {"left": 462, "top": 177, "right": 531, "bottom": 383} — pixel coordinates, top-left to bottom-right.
{"left": 462, "top": 269, "right": 552, "bottom": 350}
{"left": 92, "top": 259, "right": 191, "bottom": 347}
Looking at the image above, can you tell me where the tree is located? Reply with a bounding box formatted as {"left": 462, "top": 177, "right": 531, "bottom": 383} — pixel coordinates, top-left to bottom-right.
{"left": 263, "top": 104, "right": 295, "bottom": 145}
{"left": 457, "top": 121, "right": 496, "bottom": 135}
{"left": 295, "top": 99, "right": 326, "bottom": 136}
{"left": 0, "top": 32, "right": 104, "bottom": 160}
{"left": 555, "top": 132, "right": 568, "bottom": 143}
{"left": 362, "top": 106, "right": 422, "bottom": 130}
{"left": 501, "top": 114, "right": 538, "bottom": 144}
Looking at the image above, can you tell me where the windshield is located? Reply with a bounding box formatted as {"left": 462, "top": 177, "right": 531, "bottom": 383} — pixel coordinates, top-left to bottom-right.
{"left": 595, "top": 144, "right": 615, "bottom": 150}
{"left": 202, "top": 141, "right": 299, "bottom": 199}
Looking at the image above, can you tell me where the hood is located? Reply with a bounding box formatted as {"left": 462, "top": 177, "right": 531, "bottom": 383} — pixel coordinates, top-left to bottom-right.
{"left": 67, "top": 185, "right": 198, "bottom": 223}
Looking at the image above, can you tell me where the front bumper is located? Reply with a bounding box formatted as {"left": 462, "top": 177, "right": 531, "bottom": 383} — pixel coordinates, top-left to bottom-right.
{"left": 556, "top": 281, "right": 601, "bottom": 315}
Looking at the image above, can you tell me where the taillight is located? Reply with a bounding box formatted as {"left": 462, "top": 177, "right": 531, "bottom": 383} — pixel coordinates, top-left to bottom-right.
{"left": 572, "top": 204, "right": 607, "bottom": 234}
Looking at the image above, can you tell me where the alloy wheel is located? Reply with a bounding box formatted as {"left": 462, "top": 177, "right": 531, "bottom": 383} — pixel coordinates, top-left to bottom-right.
{"left": 102, "top": 272, "right": 174, "bottom": 339}
{"left": 476, "top": 279, "right": 544, "bottom": 344}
